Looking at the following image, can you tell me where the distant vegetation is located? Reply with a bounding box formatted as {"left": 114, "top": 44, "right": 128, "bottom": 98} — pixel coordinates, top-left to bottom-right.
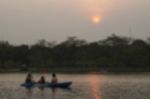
{"left": 0, "top": 34, "right": 150, "bottom": 73}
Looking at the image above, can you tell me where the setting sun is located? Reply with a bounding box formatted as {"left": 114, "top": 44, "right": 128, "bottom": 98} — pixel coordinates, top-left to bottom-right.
{"left": 92, "top": 16, "right": 101, "bottom": 24}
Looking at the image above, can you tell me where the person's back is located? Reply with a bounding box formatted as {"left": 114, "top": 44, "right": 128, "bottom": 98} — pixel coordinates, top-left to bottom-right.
{"left": 38, "top": 76, "right": 46, "bottom": 84}
{"left": 25, "top": 73, "right": 33, "bottom": 83}
{"left": 51, "top": 73, "right": 58, "bottom": 84}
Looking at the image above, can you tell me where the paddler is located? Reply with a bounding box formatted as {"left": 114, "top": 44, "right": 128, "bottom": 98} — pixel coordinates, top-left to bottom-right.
{"left": 51, "top": 73, "right": 58, "bottom": 84}
{"left": 25, "top": 73, "right": 34, "bottom": 83}
{"left": 38, "top": 76, "right": 46, "bottom": 84}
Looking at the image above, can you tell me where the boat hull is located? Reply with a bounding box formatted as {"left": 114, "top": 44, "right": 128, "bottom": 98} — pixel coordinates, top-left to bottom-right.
{"left": 21, "top": 82, "right": 72, "bottom": 88}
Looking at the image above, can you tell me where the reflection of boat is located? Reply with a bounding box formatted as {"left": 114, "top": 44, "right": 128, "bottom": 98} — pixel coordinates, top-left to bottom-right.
{"left": 21, "top": 82, "right": 72, "bottom": 89}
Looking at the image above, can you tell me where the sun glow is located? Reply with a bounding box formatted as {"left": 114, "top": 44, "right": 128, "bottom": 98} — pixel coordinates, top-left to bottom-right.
{"left": 92, "top": 16, "right": 101, "bottom": 24}
{"left": 78, "top": 0, "right": 114, "bottom": 24}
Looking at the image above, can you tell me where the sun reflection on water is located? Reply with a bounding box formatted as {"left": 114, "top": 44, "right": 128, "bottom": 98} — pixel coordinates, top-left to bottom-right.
{"left": 87, "top": 75, "right": 101, "bottom": 99}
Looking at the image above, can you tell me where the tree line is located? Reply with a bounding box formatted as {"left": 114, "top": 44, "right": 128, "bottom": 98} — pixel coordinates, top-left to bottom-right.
{"left": 0, "top": 34, "right": 150, "bottom": 72}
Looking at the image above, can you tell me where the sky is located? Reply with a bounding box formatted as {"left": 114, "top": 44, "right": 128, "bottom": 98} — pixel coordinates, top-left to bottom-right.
{"left": 0, "top": 0, "right": 150, "bottom": 45}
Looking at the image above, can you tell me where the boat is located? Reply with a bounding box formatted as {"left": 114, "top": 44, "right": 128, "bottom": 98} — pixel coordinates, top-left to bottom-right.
{"left": 21, "top": 82, "right": 36, "bottom": 88}
{"left": 21, "top": 81, "right": 72, "bottom": 89}
{"left": 46, "top": 82, "right": 72, "bottom": 88}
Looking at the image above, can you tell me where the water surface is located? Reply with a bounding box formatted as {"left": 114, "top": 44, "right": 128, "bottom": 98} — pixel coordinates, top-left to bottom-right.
{"left": 0, "top": 73, "right": 150, "bottom": 99}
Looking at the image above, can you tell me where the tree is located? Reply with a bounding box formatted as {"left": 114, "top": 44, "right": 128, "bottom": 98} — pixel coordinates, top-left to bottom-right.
{"left": 60, "top": 36, "right": 86, "bottom": 47}
{"left": 100, "top": 34, "right": 132, "bottom": 46}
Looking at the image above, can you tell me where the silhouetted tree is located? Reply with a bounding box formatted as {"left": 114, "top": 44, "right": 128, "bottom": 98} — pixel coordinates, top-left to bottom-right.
{"left": 0, "top": 34, "right": 150, "bottom": 72}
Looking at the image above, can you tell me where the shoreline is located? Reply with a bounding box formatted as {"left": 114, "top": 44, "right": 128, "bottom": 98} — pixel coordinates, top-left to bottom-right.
{"left": 0, "top": 69, "right": 150, "bottom": 75}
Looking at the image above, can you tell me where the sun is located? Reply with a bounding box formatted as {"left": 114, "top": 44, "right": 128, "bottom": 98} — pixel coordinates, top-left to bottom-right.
{"left": 92, "top": 16, "right": 101, "bottom": 24}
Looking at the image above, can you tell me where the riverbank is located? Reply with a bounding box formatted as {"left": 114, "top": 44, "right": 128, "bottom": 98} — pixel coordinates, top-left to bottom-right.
{"left": 0, "top": 68, "right": 150, "bottom": 75}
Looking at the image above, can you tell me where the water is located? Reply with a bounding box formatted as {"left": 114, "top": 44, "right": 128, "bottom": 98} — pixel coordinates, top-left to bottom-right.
{"left": 0, "top": 73, "right": 150, "bottom": 99}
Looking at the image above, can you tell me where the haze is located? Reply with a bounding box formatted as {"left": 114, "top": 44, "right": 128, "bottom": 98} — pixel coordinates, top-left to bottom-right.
{"left": 0, "top": 0, "right": 150, "bottom": 45}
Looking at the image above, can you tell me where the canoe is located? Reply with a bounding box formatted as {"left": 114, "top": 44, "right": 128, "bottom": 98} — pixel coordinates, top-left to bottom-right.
{"left": 21, "top": 82, "right": 36, "bottom": 88}
{"left": 21, "top": 82, "right": 72, "bottom": 88}
{"left": 47, "top": 82, "right": 72, "bottom": 88}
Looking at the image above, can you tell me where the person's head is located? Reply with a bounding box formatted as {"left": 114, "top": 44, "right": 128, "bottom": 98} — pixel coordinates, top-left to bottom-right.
{"left": 41, "top": 76, "right": 45, "bottom": 80}
{"left": 27, "top": 73, "right": 32, "bottom": 77}
{"left": 52, "top": 73, "right": 56, "bottom": 77}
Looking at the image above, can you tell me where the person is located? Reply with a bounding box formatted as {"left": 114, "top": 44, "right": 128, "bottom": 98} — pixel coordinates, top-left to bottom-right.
{"left": 25, "top": 73, "right": 34, "bottom": 83}
{"left": 51, "top": 73, "right": 58, "bottom": 84}
{"left": 38, "top": 76, "right": 46, "bottom": 84}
